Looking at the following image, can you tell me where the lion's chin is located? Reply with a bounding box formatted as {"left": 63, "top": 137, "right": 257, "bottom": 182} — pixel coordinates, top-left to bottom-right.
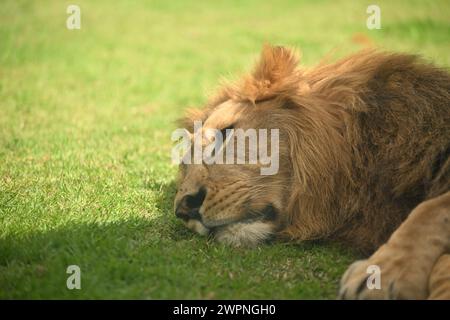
{"left": 184, "top": 219, "right": 210, "bottom": 236}
{"left": 214, "top": 221, "right": 274, "bottom": 247}
{"left": 184, "top": 219, "right": 273, "bottom": 247}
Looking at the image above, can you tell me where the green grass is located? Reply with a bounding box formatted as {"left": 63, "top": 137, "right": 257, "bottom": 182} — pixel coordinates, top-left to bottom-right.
{"left": 1, "top": 0, "right": 449, "bottom": 299}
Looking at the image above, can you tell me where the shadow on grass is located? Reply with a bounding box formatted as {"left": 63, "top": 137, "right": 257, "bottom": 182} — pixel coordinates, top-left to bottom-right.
{"left": 0, "top": 178, "right": 358, "bottom": 299}
{"left": 143, "top": 177, "right": 196, "bottom": 241}
{"left": 0, "top": 215, "right": 208, "bottom": 298}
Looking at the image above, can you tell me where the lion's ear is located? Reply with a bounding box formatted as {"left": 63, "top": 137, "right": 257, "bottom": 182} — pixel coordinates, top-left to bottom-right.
{"left": 231, "top": 45, "right": 301, "bottom": 103}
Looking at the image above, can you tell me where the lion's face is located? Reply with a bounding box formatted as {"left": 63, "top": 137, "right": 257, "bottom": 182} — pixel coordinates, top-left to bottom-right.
{"left": 173, "top": 45, "right": 311, "bottom": 246}
{"left": 174, "top": 98, "right": 293, "bottom": 246}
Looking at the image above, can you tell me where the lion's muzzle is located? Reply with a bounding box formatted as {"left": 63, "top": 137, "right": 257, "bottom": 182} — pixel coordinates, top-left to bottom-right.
{"left": 174, "top": 186, "right": 207, "bottom": 221}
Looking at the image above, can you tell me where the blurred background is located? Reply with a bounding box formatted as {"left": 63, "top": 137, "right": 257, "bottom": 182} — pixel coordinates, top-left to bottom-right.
{"left": 1, "top": 0, "right": 449, "bottom": 299}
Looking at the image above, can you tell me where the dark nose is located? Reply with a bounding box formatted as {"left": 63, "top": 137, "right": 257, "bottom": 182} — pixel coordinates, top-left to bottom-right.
{"left": 175, "top": 187, "right": 207, "bottom": 221}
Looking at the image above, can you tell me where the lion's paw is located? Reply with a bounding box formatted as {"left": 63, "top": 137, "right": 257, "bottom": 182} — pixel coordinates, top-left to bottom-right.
{"left": 338, "top": 245, "right": 429, "bottom": 300}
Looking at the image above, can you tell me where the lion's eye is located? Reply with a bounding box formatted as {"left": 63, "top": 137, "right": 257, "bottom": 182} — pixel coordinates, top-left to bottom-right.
{"left": 221, "top": 125, "right": 234, "bottom": 140}
{"left": 207, "top": 125, "right": 234, "bottom": 156}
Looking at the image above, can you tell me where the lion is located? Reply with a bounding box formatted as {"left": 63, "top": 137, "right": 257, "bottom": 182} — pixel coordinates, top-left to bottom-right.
{"left": 173, "top": 45, "right": 450, "bottom": 299}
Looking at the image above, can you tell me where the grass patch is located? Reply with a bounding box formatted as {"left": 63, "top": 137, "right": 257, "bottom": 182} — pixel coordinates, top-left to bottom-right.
{"left": 1, "top": 0, "right": 449, "bottom": 299}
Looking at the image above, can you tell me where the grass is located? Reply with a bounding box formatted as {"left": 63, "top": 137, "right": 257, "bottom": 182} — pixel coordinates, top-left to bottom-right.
{"left": 0, "top": 0, "right": 449, "bottom": 299}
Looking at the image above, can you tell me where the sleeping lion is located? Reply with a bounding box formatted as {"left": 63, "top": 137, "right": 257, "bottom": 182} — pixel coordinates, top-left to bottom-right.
{"left": 173, "top": 46, "right": 450, "bottom": 299}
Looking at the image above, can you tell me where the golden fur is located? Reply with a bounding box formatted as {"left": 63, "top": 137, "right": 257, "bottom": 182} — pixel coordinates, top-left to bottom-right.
{"left": 174, "top": 46, "right": 450, "bottom": 299}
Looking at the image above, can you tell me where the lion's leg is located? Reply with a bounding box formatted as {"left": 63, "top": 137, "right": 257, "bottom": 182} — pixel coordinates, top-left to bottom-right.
{"left": 339, "top": 191, "right": 450, "bottom": 299}
{"left": 428, "top": 254, "right": 450, "bottom": 299}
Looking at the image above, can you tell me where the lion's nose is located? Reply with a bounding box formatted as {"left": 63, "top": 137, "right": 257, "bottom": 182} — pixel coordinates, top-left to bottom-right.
{"left": 175, "top": 187, "right": 207, "bottom": 221}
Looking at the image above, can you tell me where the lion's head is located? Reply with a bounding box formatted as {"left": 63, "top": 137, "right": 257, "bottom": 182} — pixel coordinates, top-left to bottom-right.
{"left": 173, "top": 45, "right": 350, "bottom": 246}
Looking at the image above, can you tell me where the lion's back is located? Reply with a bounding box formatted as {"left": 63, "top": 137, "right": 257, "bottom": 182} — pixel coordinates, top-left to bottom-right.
{"left": 336, "top": 52, "right": 450, "bottom": 251}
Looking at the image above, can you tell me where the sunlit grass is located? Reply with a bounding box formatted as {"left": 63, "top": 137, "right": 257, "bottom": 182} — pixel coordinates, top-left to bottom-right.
{"left": 0, "top": 0, "right": 449, "bottom": 299}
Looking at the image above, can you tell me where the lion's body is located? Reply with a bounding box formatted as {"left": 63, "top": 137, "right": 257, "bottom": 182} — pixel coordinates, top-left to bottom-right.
{"left": 282, "top": 51, "right": 450, "bottom": 253}
{"left": 175, "top": 46, "right": 450, "bottom": 299}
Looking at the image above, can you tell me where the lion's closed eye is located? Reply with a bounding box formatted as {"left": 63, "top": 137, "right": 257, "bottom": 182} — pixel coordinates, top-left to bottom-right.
{"left": 220, "top": 125, "right": 234, "bottom": 139}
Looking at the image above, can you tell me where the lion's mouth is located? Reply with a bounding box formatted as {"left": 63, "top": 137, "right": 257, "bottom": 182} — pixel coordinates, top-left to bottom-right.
{"left": 183, "top": 204, "right": 279, "bottom": 237}
{"left": 184, "top": 219, "right": 210, "bottom": 236}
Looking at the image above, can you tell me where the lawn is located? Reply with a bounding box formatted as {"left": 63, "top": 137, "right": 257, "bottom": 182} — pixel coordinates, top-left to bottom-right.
{"left": 0, "top": 0, "right": 449, "bottom": 299}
